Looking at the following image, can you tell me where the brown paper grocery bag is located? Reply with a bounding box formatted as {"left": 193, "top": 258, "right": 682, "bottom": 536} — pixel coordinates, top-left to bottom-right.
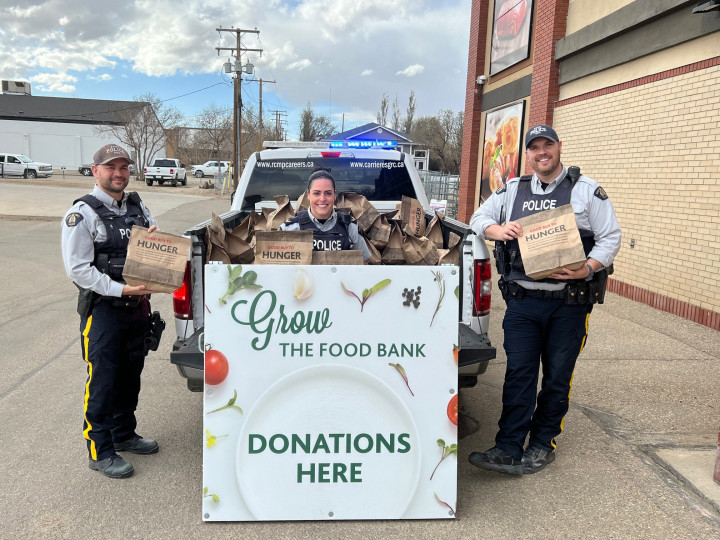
{"left": 206, "top": 213, "right": 230, "bottom": 263}
{"left": 312, "top": 250, "right": 364, "bottom": 265}
{"left": 400, "top": 195, "right": 426, "bottom": 237}
{"left": 402, "top": 225, "right": 439, "bottom": 266}
{"left": 254, "top": 230, "right": 313, "bottom": 265}
{"left": 123, "top": 226, "right": 191, "bottom": 293}
{"left": 337, "top": 192, "right": 380, "bottom": 232}
{"left": 225, "top": 229, "right": 255, "bottom": 264}
{"left": 361, "top": 231, "right": 382, "bottom": 265}
{"left": 381, "top": 223, "right": 406, "bottom": 265}
{"left": 295, "top": 190, "right": 310, "bottom": 212}
{"left": 426, "top": 212, "right": 445, "bottom": 249}
{"left": 438, "top": 239, "right": 461, "bottom": 266}
{"left": 266, "top": 195, "right": 296, "bottom": 231}
{"left": 255, "top": 208, "right": 273, "bottom": 232}
{"left": 232, "top": 212, "right": 256, "bottom": 242}
{"left": 368, "top": 214, "right": 391, "bottom": 249}
{"left": 516, "top": 204, "right": 586, "bottom": 280}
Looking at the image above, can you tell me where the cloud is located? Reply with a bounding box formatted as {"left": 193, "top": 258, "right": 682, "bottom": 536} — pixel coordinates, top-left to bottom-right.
{"left": 396, "top": 64, "right": 425, "bottom": 77}
{"left": 0, "top": 0, "right": 471, "bottom": 134}
{"left": 287, "top": 59, "right": 312, "bottom": 71}
{"left": 30, "top": 72, "right": 78, "bottom": 93}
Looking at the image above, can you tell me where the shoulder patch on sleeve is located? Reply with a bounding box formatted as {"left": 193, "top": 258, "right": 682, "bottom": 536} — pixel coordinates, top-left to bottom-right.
{"left": 494, "top": 186, "right": 506, "bottom": 195}
{"left": 594, "top": 186, "right": 608, "bottom": 200}
{"left": 65, "top": 212, "right": 84, "bottom": 227}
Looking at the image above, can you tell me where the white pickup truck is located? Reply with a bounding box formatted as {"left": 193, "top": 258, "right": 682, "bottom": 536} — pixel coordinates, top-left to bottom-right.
{"left": 0, "top": 152, "right": 53, "bottom": 178}
{"left": 144, "top": 158, "right": 187, "bottom": 186}
{"left": 191, "top": 160, "right": 232, "bottom": 178}
{"left": 169, "top": 144, "right": 496, "bottom": 391}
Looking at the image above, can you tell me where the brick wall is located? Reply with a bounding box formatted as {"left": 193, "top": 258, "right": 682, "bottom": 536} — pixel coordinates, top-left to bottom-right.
{"left": 458, "top": 0, "right": 490, "bottom": 224}
{"left": 527, "top": 0, "right": 569, "bottom": 137}
{"left": 554, "top": 61, "right": 720, "bottom": 328}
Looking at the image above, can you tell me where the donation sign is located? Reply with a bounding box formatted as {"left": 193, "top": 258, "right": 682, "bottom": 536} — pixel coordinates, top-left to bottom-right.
{"left": 203, "top": 265, "right": 459, "bottom": 521}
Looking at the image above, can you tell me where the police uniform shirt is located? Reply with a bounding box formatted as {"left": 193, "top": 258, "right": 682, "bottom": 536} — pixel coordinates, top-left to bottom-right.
{"left": 469, "top": 166, "right": 621, "bottom": 287}
{"left": 280, "top": 208, "right": 372, "bottom": 261}
{"left": 62, "top": 185, "right": 157, "bottom": 297}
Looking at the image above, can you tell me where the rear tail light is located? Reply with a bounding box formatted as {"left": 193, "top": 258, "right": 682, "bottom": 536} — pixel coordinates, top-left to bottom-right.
{"left": 472, "top": 258, "right": 492, "bottom": 317}
{"left": 173, "top": 262, "right": 193, "bottom": 319}
{"left": 170, "top": 168, "right": 175, "bottom": 174}
{"left": 143, "top": 167, "right": 147, "bottom": 173}
{"left": 320, "top": 151, "right": 341, "bottom": 158}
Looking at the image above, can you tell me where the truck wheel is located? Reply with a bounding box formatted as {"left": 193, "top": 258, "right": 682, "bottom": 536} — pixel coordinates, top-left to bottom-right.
{"left": 146, "top": 178, "right": 153, "bottom": 186}
{"left": 171, "top": 178, "right": 177, "bottom": 187}
{"left": 194, "top": 170, "right": 204, "bottom": 178}
{"left": 81, "top": 168, "right": 92, "bottom": 176}
{"left": 182, "top": 176, "right": 187, "bottom": 186}
{"left": 25, "top": 169, "right": 37, "bottom": 179}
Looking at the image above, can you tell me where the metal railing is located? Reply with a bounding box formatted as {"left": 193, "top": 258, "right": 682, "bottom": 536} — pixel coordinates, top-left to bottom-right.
{"left": 418, "top": 170, "right": 459, "bottom": 219}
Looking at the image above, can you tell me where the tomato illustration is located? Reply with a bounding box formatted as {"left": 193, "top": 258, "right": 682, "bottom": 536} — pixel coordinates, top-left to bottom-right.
{"left": 205, "top": 349, "right": 229, "bottom": 385}
{"left": 447, "top": 394, "right": 458, "bottom": 426}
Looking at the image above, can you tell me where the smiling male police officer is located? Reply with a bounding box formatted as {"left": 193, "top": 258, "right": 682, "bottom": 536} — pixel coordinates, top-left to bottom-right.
{"left": 62, "top": 144, "right": 162, "bottom": 479}
{"left": 468, "top": 125, "right": 621, "bottom": 475}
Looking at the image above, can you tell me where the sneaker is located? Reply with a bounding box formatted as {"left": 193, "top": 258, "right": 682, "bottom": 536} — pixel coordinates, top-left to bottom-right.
{"left": 468, "top": 446, "right": 522, "bottom": 475}
{"left": 521, "top": 445, "right": 556, "bottom": 474}
{"left": 114, "top": 435, "right": 159, "bottom": 455}
{"left": 89, "top": 454, "right": 134, "bottom": 479}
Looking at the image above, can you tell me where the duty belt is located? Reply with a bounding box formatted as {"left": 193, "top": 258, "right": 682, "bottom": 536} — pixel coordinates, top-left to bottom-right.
{"left": 498, "top": 278, "right": 565, "bottom": 300}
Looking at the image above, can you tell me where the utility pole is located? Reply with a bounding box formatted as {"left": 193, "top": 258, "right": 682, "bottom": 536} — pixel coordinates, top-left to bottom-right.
{"left": 216, "top": 27, "right": 261, "bottom": 188}
{"left": 252, "top": 78, "right": 276, "bottom": 151}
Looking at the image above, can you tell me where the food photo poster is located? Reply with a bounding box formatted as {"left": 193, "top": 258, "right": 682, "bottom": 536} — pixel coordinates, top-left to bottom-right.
{"left": 480, "top": 100, "right": 525, "bottom": 202}
{"left": 490, "top": 0, "right": 534, "bottom": 75}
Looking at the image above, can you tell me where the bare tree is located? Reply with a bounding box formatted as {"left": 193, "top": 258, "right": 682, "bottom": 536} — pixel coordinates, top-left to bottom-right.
{"left": 298, "top": 103, "right": 335, "bottom": 141}
{"left": 410, "top": 109, "right": 464, "bottom": 174}
{"left": 377, "top": 92, "right": 389, "bottom": 126}
{"left": 391, "top": 95, "right": 402, "bottom": 131}
{"left": 193, "top": 104, "right": 233, "bottom": 161}
{"left": 403, "top": 90, "right": 416, "bottom": 134}
{"left": 95, "top": 92, "right": 182, "bottom": 179}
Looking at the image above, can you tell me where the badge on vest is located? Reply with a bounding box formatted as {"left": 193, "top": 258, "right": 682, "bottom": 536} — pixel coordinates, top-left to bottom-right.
{"left": 594, "top": 186, "right": 608, "bottom": 200}
{"left": 495, "top": 186, "right": 506, "bottom": 195}
{"left": 65, "top": 213, "right": 84, "bottom": 227}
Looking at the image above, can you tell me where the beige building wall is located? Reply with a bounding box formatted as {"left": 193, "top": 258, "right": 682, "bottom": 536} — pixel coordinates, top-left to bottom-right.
{"left": 554, "top": 63, "right": 720, "bottom": 313}
{"left": 566, "top": 0, "right": 637, "bottom": 34}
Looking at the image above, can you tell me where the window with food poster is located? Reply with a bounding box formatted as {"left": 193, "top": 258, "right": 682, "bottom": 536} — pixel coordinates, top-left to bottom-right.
{"left": 202, "top": 265, "right": 459, "bottom": 521}
{"left": 490, "top": 0, "right": 535, "bottom": 75}
{"left": 480, "top": 100, "right": 525, "bottom": 202}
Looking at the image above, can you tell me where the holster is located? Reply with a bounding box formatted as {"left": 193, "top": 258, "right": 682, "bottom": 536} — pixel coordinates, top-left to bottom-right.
{"left": 564, "top": 265, "right": 612, "bottom": 305}
{"left": 144, "top": 311, "right": 166, "bottom": 354}
{"left": 76, "top": 286, "right": 99, "bottom": 318}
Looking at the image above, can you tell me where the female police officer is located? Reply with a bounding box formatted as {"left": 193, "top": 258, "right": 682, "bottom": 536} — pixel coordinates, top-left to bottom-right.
{"left": 62, "top": 144, "right": 161, "bottom": 479}
{"left": 280, "top": 168, "right": 372, "bottom": 261}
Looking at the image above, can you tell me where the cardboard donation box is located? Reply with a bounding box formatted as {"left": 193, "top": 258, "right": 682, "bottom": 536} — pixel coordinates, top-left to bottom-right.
{"left": 123, "top": 227, "right": 191, "bottom": 293}
{"left": 515, "top": 204, "right": 586, "bottom": 280}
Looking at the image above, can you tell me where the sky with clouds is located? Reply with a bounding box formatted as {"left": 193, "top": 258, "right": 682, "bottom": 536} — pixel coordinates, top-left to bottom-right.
{"left": 0, "top": 0, "right": 471, "bottom": 137}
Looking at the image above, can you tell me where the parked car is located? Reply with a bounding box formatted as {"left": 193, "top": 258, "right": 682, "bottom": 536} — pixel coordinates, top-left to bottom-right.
{"left": 0, "top": 152, "right": 53, "bottom": 178}
{"left": 191, "top": 160, "right": 232, "bottom": 178}
{"left": 144, "top": 158, "right": 187, "bottom": 186}
{"left": 79, "top": 163, "right": 135, "bottom": 176}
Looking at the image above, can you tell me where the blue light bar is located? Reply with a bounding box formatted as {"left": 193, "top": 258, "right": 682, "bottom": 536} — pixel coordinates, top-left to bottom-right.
{"left": 328, "top": 140, "right": 398, "bottom": 149}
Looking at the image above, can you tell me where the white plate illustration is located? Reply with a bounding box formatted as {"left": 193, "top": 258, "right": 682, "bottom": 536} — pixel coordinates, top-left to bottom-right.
{"left": 236, "top": 364, "right": 421, "bottom": 520}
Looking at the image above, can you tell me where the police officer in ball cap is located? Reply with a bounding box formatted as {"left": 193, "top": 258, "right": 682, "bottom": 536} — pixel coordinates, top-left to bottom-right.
{"left": 62, "top": 144, "right": 163, "bottom": 479}
{"left": 468, "top": 125, "right": 621, "bottom": 474}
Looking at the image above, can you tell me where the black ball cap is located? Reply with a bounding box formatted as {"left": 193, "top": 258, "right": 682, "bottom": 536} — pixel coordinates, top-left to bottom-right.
{"left": 524, "top": 125, "right": 559, "bottom": 149}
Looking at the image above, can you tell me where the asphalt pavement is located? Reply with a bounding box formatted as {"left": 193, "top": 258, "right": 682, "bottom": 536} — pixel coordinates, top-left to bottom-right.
{"left": 1, "top": 177, "right": 718, "bottom": 538}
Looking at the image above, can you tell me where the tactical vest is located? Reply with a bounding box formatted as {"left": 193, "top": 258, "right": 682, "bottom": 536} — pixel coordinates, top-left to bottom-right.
{"left": 290, "top": 210, "right": 353, "bottom": 251}
{"left": 496, "top": 172, "right": 594, "bottom": 283}
{"left": 75, "top": 192, "right": 149, "bottom": 280}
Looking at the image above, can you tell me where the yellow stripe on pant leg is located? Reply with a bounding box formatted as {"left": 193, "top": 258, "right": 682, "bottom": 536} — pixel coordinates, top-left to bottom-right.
{"left": 553, "top": 312, "right": 591, "bottom": 450}
{"left": 81, "top": 315, "right": 98, "bottom": 461}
